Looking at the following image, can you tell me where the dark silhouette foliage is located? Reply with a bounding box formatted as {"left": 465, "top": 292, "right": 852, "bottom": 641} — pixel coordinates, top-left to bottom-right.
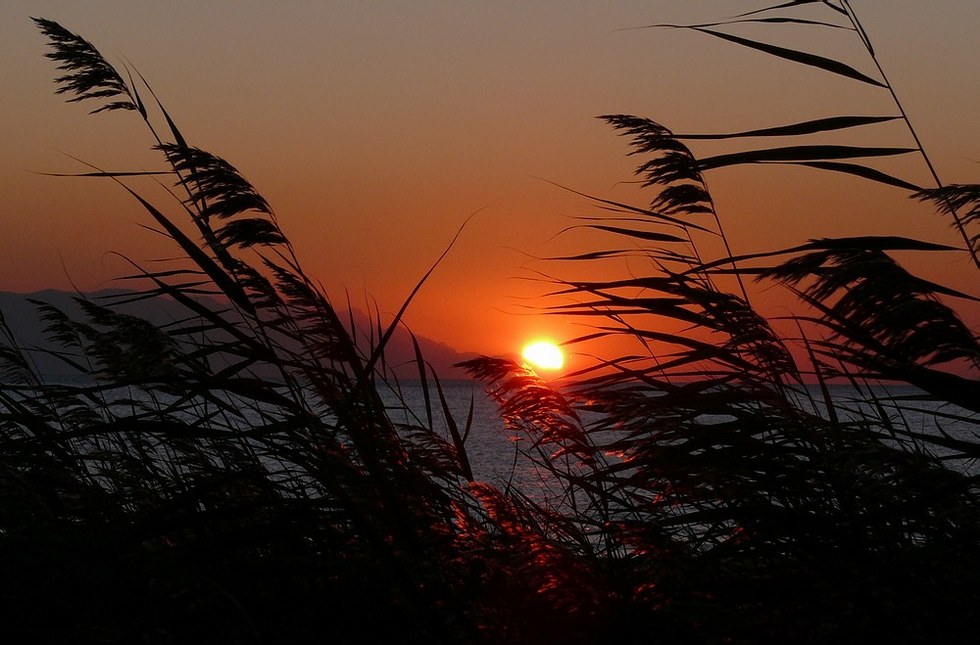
{"left": 2, "top": 8, "right": 978, "bottom": 644}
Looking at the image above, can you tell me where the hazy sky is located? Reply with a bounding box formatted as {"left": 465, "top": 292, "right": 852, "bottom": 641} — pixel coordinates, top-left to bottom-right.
{"left": 1, "top": 1, "right": 977, "bottom": 364}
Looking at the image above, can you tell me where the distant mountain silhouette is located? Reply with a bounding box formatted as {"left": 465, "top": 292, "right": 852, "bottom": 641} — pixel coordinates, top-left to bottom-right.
{"left": 0, "top": 289, "right": 475, "bottom": 381}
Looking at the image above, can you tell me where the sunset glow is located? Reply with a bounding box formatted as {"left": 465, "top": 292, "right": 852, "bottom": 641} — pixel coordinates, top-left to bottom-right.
{"left": 522, "top": 340, "right": 564, "bottom": 371}
{"left": 1, "top": 3, "right": 976, "bottom": 362}
{"left": 2, "top": 6, "right": 978, "bottom": 641}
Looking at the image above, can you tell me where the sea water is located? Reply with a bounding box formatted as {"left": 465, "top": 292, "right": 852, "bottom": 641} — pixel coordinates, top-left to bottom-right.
{"left": 29, "top": 376, "right": 979, "bottom": 486}
{"left": 384, "top": 380, "right": 979, "bottom": 481}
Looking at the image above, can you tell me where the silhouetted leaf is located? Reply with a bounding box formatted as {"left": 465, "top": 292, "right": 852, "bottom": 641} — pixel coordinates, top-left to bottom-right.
{"left": 698, "top": 144, "right": 915, "bottom": 170}
{"left": 783, "top": 160, "right": 922, "bottom": 191}
{"left": 117, "top": 184, "right": 254, "bottom": 314}
{"left": 681, "top": 26, "right": 886, "bottom": 87}
{"left": 735, "top": 1, "right": 848, "bottom": 18}
{"left": 40, "top": 170, "right": 171, "bottom": 178}
{"left": 586, "top": 225, "right": 688, "bottom": 243}
{"left": 674, "top": 115, "right": 900, "bottom": 140}
{"left": 655, "top": 17, "right": 851, "bottom": 30}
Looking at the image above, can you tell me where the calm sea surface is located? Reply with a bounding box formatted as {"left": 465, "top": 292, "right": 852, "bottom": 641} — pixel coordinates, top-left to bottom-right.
{"left": 383, "top": 380, "right": 979, "bottom": 481}
{"left": 379, "top": 379, "right": 527, "bottom": 488}
{"left": 42, "top": 377, "right": 978, "bottom": 483}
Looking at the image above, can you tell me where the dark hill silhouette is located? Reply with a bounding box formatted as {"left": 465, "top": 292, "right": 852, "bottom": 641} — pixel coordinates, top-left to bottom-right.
{"left": 0, "top": 289, "right": 475, "bottom": 381}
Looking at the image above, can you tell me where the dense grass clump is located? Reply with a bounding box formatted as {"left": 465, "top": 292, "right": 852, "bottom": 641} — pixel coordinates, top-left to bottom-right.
{"left": 3, "top": 7, "right": 978, "bottom": 643}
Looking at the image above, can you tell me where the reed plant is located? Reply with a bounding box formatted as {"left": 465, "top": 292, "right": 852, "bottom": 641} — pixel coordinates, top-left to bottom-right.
{"left": 461, "top": 2, "right": 979, "bottom": 642}
{"left": 2, "top": 17, "right": 488, "bottom": 644}
{"left": 1, "top": 6, "right": 978, "bottom": 643}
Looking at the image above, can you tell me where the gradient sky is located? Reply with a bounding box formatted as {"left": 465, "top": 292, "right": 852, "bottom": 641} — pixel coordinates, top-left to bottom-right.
{"left": 1, "top": 1, "right": 977, "bottom": 365}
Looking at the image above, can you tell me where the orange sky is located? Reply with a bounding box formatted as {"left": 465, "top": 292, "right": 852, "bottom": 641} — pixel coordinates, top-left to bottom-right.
{"left": 1, "top": 1, "right": 977, "bottom": 368}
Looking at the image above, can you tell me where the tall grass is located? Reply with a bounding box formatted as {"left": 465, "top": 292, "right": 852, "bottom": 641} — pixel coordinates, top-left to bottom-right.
{"left": 1, "top": 9, "right": 978, "bottom": 644}
{"left": 3, "top": 17, "right": 487, "bottom": 644}
{"left": 461, "top": 2, "right": 979, "bottom": 642}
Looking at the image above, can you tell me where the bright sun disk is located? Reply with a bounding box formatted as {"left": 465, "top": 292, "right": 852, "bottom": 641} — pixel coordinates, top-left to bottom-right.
{"left": 522, "top": 340, "right": 565, "bottom": 370}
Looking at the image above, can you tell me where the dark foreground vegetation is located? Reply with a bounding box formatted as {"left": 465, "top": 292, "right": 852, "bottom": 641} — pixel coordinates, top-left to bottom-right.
{"left": 3, "top": 5, "right": 978, "bottom": 643}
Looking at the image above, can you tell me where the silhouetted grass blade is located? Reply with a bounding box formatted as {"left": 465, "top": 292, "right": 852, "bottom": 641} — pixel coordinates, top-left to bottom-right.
{"left": 585, "top": 225, "right": 688, "bottom": 243}
{"left": 682, "top": 26, "right": 886, "bottom": 87}
{"left": 784, "top": 160, "right": 922, "bottom": 191}
{"left": 735, "top": 1, "right": 848, "bottom": 19}
{"left": 698, "top": 144, "right": 916, "bottom": 171}
{"left": 673, "top": 115, "right": 901, "bottom": 140}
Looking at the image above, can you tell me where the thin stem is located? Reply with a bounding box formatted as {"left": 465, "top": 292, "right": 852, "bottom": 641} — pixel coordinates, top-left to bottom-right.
{"left": 710, "top": 201, "right": 751, "bottom": 304}
{"left": 841, "top": 0, "right": 979, "bottom": 270}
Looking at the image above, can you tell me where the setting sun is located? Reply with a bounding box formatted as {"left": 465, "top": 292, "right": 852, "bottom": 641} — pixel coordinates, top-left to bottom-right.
{"left": 521, "top": 340, "right": 565, "bottom": 371}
